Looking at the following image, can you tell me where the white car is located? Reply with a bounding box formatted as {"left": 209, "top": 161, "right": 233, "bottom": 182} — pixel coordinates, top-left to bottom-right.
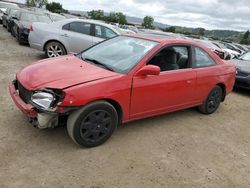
{"left": 29, "top": 18, "right": 125, "bottom": 58}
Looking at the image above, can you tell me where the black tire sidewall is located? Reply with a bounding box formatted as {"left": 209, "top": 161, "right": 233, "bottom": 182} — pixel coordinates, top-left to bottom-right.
{"left": 205, "top": 86, "right": 222, "bottom": 114}
{"left": 72, "top": 103, "right": 118, "bottom": 147}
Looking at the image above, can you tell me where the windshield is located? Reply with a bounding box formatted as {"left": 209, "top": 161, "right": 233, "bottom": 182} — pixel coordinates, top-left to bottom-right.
{"left": 37, "top": 15, "right": 51, "bottom": 22}
{"left": 0, "top": 2, "right": 18, "bottom": 9}
{"left": 20, "top": 13, "right": 51, "bottom": 23}
{"left": 80, "top": 36, "right": 159, "bottom": 74}
{"left": 9, "top": 9, "right": 19, "bottom": 16}
{"left": 50, "top": 14, "right": 65, "bottom": 21}
{"left": 238, "top": 52, "right": 250, "bottom": 61}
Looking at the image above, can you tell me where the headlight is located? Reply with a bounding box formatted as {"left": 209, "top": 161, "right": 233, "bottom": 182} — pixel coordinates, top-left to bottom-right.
{"left": 31, "top": 91, "right": 55, "bottom": 110}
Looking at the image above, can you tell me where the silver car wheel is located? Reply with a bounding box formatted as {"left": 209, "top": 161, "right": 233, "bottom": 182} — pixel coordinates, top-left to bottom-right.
{"left": 47, "top": 45, "right": 63, "bottom": 58}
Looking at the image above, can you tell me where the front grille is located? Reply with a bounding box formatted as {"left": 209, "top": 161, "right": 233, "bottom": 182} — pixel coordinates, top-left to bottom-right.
{"left": 17, "top": 80, "right": 32, "bottom": 103}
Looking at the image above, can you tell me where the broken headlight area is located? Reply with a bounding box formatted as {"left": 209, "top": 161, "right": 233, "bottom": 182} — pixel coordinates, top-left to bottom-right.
{"left": 30, "top": 88, "right": 65, "bottom": 112}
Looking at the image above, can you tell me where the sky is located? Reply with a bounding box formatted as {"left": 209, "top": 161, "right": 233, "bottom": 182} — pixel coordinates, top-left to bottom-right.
{"left": 13, "top": 0, "right": 250, "bottom": 31}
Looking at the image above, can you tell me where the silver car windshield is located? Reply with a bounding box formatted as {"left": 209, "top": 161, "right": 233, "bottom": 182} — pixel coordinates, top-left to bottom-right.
{"left": 239, "top": 52, "right": 250, "bottom": 61}
{"left": 81, "top": 36, "right": 159, "bottom": 74}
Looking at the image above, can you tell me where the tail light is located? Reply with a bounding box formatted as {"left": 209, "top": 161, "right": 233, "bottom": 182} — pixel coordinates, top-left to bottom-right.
{"left": 28, "top": 25, "right": 33, "bottom": 32}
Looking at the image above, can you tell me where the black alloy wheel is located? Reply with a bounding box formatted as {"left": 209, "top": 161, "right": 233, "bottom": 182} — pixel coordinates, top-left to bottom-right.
{"left": 198, "top": 86, "right": 223, "bottom": 114}
{"left": 67, "top": 101, "right": 118, "bottom": 147}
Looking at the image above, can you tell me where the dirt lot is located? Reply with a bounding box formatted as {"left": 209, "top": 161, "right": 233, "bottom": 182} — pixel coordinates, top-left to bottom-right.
{"left": 0, "top": 26, "right": 250, "bottom": 188}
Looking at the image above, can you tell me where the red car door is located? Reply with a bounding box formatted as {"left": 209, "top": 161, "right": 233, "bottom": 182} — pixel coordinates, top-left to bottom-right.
{"left": 130, "top": 45, "right": 200, "bottom": 120}
{"left": 130, "top": 68, "right": 198, "bottom": 120}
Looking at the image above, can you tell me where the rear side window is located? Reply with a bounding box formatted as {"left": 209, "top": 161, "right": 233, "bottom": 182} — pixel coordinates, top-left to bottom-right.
{"left": 63, "top": 22, "right": 91, "bottom": 35}
{"left": 194, "top": 47, "right": 216, "bottom": 68}
{"left": 62, "top": 23, "right": 69, "bottom": 30}
{"left": 95, "top": 25, "right": 117, "bottom": 39}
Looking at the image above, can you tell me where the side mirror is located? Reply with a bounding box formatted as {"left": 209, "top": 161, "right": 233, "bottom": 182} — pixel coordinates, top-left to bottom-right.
{"left": 136, "top": 65, "right": 160, "bottom": 76}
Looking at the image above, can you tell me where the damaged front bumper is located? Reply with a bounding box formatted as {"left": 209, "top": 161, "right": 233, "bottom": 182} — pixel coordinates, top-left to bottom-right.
{"left": 9, "top": 81, "right": 59, "bottom": 129}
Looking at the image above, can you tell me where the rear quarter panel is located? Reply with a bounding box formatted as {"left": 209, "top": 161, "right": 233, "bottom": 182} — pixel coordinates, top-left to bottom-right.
{"left": 196, "top": 62, "right": 235, "bottom": 103}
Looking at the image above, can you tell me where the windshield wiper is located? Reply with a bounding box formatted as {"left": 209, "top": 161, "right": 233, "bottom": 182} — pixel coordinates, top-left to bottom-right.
{"left": 83, "top": 57, "right": 115, "bottom": 72}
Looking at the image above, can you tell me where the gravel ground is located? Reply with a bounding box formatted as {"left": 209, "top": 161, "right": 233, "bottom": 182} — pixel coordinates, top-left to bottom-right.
{"left": 0, "top": 26, "right": 250, "bottom": 188}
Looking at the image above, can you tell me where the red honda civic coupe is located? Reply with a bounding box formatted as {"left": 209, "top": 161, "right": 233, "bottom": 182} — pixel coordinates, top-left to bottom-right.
{"left": 9, "top": 35, "right": 236, "bottom": 147}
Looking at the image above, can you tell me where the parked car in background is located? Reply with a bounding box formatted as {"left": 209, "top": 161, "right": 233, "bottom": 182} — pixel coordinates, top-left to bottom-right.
{"left": 212, "top": 41, "right": 240, "bottom": 59}
{"left": 223, "top": 42, "right": 244, "bottom": 55}
{"left": 232, "top": 51, "right": 250, "bottom": 90}
{"left": 11, "top": 10, "right": 52, "bottom": 44}
{"left": 10, "top": 35, "right": 236, "bottom": 147}
{"left": 29, "top": 18, "right": 123, "bottom": 57}
{"left": 2, "top": 7, "right": 20, "bottom": 31}
{"left": 0, "top": 1, "right": 18, "bottom": 24}
{"left": 233, "top": 43, "right": 249, "bottom": 53}
{"left": 119, "top": 25, "right": 139, "bottom": 33}
{"left": 194, "top": 39, "right": 228, "bottom": 60}
{"left": 46, "top": 12, "right": 66, "bottom": 22}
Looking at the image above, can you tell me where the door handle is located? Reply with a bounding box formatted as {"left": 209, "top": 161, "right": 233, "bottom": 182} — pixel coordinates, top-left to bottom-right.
{"left": 61, "top": 33, "right": 69, "bottom": 37}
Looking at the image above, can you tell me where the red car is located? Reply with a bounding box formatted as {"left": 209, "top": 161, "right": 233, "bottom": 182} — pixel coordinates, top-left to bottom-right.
{"left": 9, "top": 35, "right": 236, "bottom": 147}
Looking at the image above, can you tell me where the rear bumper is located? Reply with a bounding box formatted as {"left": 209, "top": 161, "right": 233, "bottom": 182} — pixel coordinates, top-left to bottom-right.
{"left": 9, "top": 81, "right": 37, "bottom": 118}
{"left": 28, "top": 32, "right": 43, "bottom": 51}
{"left": 235, "top": 76, "right": 250, "bottom": 90}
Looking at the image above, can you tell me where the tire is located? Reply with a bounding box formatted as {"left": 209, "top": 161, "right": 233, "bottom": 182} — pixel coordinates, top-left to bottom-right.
{"left": 45, "top": 41, "right": 66, "bottom": 58}
{"left": 198, "top": 86, "right": 223, "bottom": 114}
{"left": 67, "top": 101, "right": 118, "bottom": 147}
{"left": 17, "top": 29, "right": 24, "bottom": 45}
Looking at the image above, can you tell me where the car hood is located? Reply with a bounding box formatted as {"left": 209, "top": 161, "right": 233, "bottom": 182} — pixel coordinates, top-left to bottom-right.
{"left": 231, "top": 59, "right": 250, "bottom": 74}
{"left": 17, "top": 55, "right": 120, "bottom": 90}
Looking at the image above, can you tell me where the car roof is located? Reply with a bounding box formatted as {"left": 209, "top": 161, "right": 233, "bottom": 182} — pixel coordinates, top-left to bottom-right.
{"left": 126, "top": 33, "right": 204, "bottom": 46}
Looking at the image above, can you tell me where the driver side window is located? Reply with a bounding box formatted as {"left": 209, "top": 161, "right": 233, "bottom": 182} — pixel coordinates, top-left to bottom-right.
{"left": 147, "top": 46, "right": 191, "bottom": 72}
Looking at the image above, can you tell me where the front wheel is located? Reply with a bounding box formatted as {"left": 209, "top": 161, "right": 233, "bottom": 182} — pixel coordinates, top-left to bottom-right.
{"left": 67, "top": 101, "right": 118, "bottom": 147}
{"left": 45, "top": 41, "right": 66, "bottom": 58}
{"left": 198, "top": 86, "right": 223, "bottom": 114}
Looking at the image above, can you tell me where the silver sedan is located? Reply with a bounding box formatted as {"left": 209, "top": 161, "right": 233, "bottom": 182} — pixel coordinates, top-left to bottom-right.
{"left": 28, "top": 18, "right": 126, "bottom": 58}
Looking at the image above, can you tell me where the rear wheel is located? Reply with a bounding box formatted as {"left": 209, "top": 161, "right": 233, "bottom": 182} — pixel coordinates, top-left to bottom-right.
{"left": 17, "top": 29, "right": 24, "bottom": 45}
{"left": 67, "top": 101, "right": 118, "bottom": 147}
{"left": 198, "top": 86, "right": 223, "bottom": 114}
{"left": 45, "top": 41, "right": 66, "bottom": 58}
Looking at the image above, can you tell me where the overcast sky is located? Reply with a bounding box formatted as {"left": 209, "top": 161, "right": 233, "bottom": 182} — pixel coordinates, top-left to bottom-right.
{"left": 15, "top": 0, "right": 250, "bottom": 31}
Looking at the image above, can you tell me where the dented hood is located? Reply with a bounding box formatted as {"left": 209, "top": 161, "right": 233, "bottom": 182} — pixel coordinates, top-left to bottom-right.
{"left": 17, "top": 55, "right": 119, "bottom": 90}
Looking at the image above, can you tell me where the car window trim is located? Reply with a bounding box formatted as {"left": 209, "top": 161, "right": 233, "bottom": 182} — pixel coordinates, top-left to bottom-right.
{"left": 64, "top": 21, "right": 92, "bottom": 36}
{"left": 93, "top": 24, "right": 118, "bottom": 39}
{"left": 146, "top": 43, "right": 193, "bottom": 72}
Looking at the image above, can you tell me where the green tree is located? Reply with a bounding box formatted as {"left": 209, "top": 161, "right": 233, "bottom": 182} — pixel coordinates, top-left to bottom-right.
{"left": 240, "top": 30, "right": 250, "bottom": 44}
{"left": 88, "top": 10, "right": 105, "bottom": 20}
{"left": 46, "top": 2, "right": 67, "bottom": 13}
{"left": 26, "top": 0, "right": 48, "bottom": 8}
{"left": 142, "top": 16, "right": 154, "bottom": 29}
{"left": 106, "top": 12, "right": 127, "bottom": 24}
{"left": 165, "top": 26, "right": 175, "bottom": 33}
{"left": 198, "top": 28, "right": 205, "bottom": 36}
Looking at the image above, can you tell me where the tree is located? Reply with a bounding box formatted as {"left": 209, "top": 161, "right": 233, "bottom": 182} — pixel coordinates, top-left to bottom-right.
{"left": 88, "top": 9, "right": 105, "bottom": 20}
{"left": 165, "top": 26, "right": 175, "bottom": 33}
{"left": 198, "top": 28, "right": 205, "bottom": 36}
{"left": 142, "top": 16, "right": 154, "bottom": 29}
{"left": 106, "top": 12, "right": 127, "bottom": 25}
{"left": 240, "top": 30, "right": 250, "bottom": 44}
{"left": 46, "top": 2, "right": 67, "bottom": 13}
{"left": 26, "top": 0, "right": 48, "bottom": 8}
